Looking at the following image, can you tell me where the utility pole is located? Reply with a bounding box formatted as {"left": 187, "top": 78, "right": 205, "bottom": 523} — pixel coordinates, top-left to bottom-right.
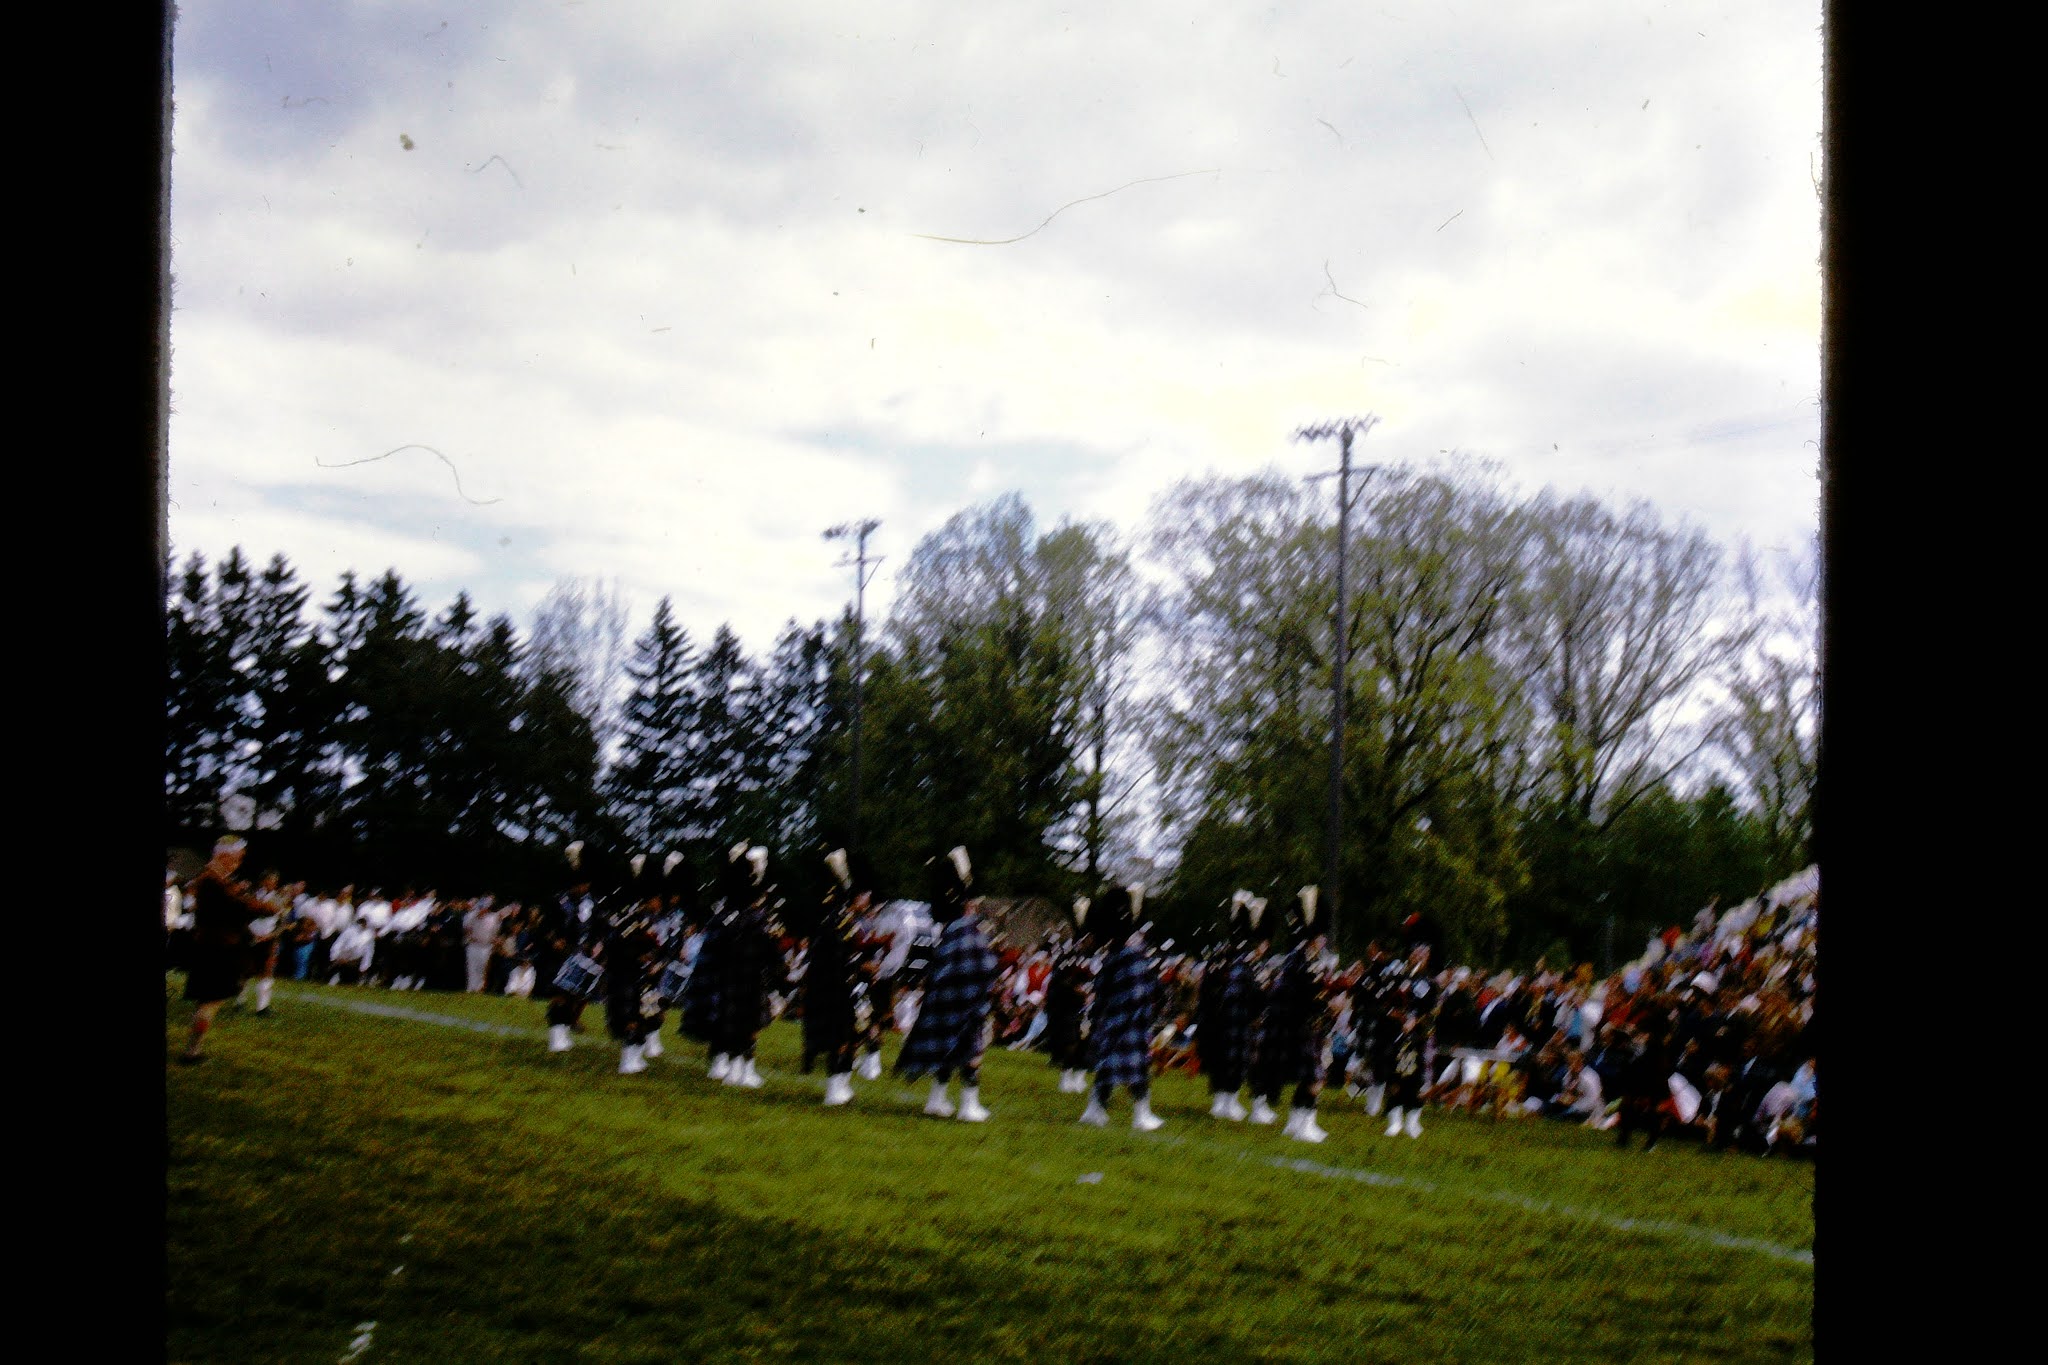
{"left": 1295, "top": 415, "right": 1380, "bottom": 955}
{"left": 824, "top": 519, "right": 883, "bottom": 847}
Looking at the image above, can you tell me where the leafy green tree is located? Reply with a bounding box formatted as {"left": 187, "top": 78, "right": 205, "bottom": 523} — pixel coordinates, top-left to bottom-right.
{"left": 1147, "top": 466, "right": 1534, "bottom": 957}
{"left": 1709, "top": 538, "right": 1817, "bottom": 873}
{"left": 884, "top": 495, "right": 1090, "bottom": 896}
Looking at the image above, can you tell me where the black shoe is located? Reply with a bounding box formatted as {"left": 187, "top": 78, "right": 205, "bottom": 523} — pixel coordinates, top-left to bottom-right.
{"left": 255, "top": 1008, "right": 272, "bottom": 1017}
{"left": 177, "top": 1054, "right": 206, "bottom": 1066}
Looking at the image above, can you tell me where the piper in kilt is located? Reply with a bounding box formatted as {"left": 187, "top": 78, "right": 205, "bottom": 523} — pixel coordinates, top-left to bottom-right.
{"left": 706, "top": 843, "right": 782, "bottom": 1089}
{"left": 1044, "top": 902, "right": 1095, "bottom": 1094}
{"left": 603, "top": 852, "right": 666, "bottom": 1075}
{"left": 1078, "top": 884, "right": 1166, "bottom": 1132}
{"left": 800, "top": 848, "right": 872, "bottom": 1106}
{"left": 895, "top": 847, "right": 998, "bottom": 1122}
{"left": 177, "top": 836, "right": 264, "bottom": 1064}
{"left": 1250, "top": 886, "right": 1334, "bottom": 1143}
{"left": 639, "top": 850, "right": 694, "bottom": 1062}
{"left": 851, "top": 899, "right": 898, "bottom": 1081}
{"left": 541, "top": 841, "right": 601, "bottom": 1053}
{"left": 677, "top": 853, "right": 731, "bottom": 1063}
{"left": 242, "top": 869, "right": 288, "bottom": 1016}
{"left": 1195, "top": 892, "right": 1264, "bottom": 1121}
{"left": 1379, "top": 1007, "right": 1430, "bottom": 1138}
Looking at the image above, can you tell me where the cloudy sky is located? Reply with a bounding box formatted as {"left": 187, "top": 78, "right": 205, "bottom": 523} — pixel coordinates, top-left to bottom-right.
{"left": 168, "top": 1, "right": 1823, "bottom": 651}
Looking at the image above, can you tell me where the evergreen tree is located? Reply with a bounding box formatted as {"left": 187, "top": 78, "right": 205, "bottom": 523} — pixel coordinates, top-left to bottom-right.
{"left": 165, "top": 550, "right": 229, "bottom": 839}
{"left": 241, "top": 554, "right": 335, "bottom": 838}
{"left": 607, "top": 597, "right": 696, "bottom": 849}
{"left": 685, "top": 624, "right": 759, "bottom": 851}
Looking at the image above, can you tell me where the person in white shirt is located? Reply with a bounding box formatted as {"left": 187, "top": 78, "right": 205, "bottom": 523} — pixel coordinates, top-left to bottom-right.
{"left": 1560, "top": 1051, "right": 1605, "bottom": 1123}
{"left": 463, "top": 899, "right": 503, "bottom": 993}
{"left": 356, "top": 894, "right": 392, "bottom": 935}
{"left": 330, "top": 919, "right": 376, "bottom": 986}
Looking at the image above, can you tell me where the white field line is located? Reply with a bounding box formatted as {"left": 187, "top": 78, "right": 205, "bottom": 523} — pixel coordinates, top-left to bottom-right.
{"left": 276, "top": 985, "right": 1813, "bottom": 1270}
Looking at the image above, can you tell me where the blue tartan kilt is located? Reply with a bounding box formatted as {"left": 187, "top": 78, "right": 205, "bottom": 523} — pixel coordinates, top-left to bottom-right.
{"left": 1089, "top": 1026, "right": 1152, "bottom": 1089}
{"left": 553, "top": 952, "right": 605, "bottom": 1001}
{"left": 656, "top": 958, "right": 691, "bottom": 1008}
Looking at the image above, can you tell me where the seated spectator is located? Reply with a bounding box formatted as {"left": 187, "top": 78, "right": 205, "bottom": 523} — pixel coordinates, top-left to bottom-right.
{"left": 1151, "top": 1013, "right": 1198, "bottom": 1074}
{"left": 1555, "top": 1050, "right": 1605, "bottom": 1123}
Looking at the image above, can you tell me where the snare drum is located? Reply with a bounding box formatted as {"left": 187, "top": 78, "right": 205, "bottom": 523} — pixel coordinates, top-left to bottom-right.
{"left": 553, "top": 952, "right": 605, "bottom": 1000}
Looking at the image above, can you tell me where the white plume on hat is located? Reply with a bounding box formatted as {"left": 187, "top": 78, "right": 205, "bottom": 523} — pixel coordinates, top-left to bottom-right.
{"left": 630, "top": 853, "right": 648, "bottom": 878}
{"left": 1073, "top": 895, "right": 1090, "bottom": 926}
{"left": 747, "top": 846, "right": 769, "bottom": 884}
{"left": 825, "top": 848, "right": 851, "bottom": 890}
{"left": 1299, "top": 885, "right": 1319, "bottom": 926}
{"left": 664, "top": 851, "right": 685, "bottom": 877}
{"left": 948, "top": 846, "right": 972, "bottom": 887}
{"left": 1129, "top": 884, "right": 1146, "bottom": 917}
{"left": 1247, "top": 896, "right": 1267, "bottom": 928}
{"left": 565, "top": 840, "right": 584, "bottom": 870}
{"left": 729, "top": 842, "right": 749, "bottom": 863}
{"left": 1231, "top": 889, "right": 1253, "bottom": 912}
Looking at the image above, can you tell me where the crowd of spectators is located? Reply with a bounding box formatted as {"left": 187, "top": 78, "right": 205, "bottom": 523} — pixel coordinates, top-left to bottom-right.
{"left": 166, "top": 862, "right": 1816, "bottom": 1157}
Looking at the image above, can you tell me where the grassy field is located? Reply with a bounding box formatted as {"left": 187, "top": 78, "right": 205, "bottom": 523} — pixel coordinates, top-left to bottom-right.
{"left": 165, "top": 978, "right": 1813, "bottom": 1364}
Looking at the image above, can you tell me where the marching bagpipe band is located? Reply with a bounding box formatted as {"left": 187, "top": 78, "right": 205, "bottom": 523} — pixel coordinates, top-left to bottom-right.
{"left": 516, "top": 833, "right": 1429, "bottom": 1147}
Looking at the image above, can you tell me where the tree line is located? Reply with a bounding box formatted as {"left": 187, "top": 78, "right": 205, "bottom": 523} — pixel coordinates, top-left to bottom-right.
{"left": 164, "top": 460, "right": 1815, "bottom": 969}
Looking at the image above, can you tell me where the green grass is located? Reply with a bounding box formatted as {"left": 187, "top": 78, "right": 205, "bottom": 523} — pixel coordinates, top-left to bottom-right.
{"left": 167, "top": 978, "right": 1813, "bottom": 1363}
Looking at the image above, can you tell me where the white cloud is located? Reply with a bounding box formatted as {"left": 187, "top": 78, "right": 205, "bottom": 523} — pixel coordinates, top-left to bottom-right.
{"left": 168, "top": 0, "right": 1823, "bottom": 650}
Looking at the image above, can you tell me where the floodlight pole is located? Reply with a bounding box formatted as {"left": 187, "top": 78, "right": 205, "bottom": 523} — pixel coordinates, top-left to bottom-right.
{"left": 825, "top": 518, "right": 883, "bottom": 847}
{"left": 1296, "top": 415, "right": 1381, "bottom": 955}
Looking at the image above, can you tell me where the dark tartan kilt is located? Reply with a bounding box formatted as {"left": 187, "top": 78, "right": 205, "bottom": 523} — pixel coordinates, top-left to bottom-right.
{"left": 679, "top": 932, "right": 726, "bottom": 1043}
{"left": 604, "top": 966, "right": 659, "bottom": 1041}
{"left": 866, "top": 976, "right": 895, "bottom": 1034}
{"left": 183, "top": 940, "right": 244, "bottom": 1004}
{"left": 1089, "top": 1027, "right": 1151, "bottom": 1088}
{"left": 246, "top": 938, "right": 280, "bottom": 977}
{"left": 803, "top": 981, "right": 856, "bottom": 1054}
{"left": 1254, "top": 1023, "right": 1320, "bottom": 1089}
{"left": 1195, "top": 1024, "right": 1246, "bottom": 1083}
{"left": 1047, "top": 1001, "right": 1087, "bottom": 1070}
{"left": 895, "top": 1007, "right": 987, "bottom": 1078}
